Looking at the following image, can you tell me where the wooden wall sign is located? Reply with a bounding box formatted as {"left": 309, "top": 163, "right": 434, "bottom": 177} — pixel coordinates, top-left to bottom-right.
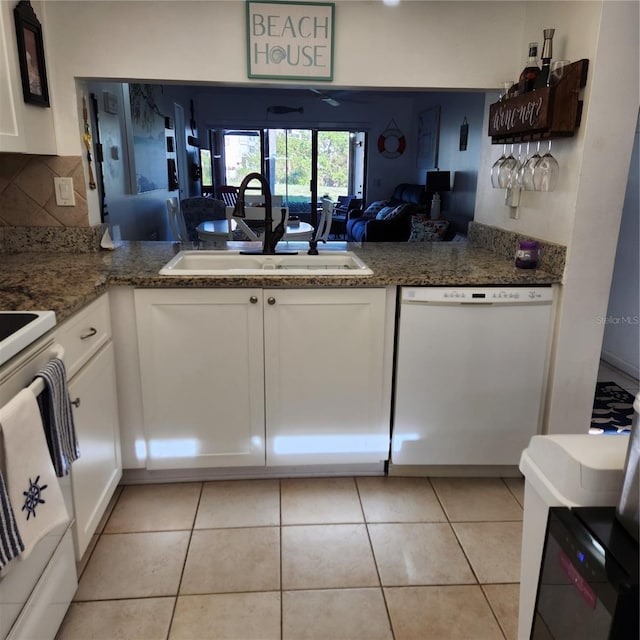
{"left": 488, "top": 59, "right": 588, "bottom": 143}
{"left": 490, "top": 90, "right": 551, "bottom": 137}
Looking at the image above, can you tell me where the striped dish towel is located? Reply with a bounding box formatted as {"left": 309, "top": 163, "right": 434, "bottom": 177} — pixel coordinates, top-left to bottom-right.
{"left": 0, "top": 470, "right": 24, "bottom": 569}
{"left": 34, "top": 358, "right": 80, "bottom": 477}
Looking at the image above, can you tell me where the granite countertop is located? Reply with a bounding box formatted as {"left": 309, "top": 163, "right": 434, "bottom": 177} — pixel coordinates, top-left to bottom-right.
{"left": 0, "top": 240, "right": 562, "bottom": 323}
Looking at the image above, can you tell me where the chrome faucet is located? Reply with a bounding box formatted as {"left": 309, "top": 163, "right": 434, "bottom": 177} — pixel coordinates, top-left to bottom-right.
{"left": 233, "top": 172, "right": 286, "bottom": 254}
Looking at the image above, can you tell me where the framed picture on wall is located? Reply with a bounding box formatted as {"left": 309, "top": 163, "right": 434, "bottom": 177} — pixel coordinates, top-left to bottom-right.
{"left": 125, "top": 83, "right": 168, "bottom": 193}
{"left": 416, "top": 106, "right": 440, "bottom": 169}
{"left": 13, "top": 1, "right": 49, "bottom": 107}
{"left": 246, "top": 1, "right": 335, "bottom": 80}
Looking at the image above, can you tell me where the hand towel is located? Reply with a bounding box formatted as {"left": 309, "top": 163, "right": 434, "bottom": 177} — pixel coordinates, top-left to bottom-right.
{"left": 0, "top": 469, "right": 24, "bottom": 569}
{"left": 0, "top": 388, "right": 69, "bottom": 560}
{"left": 35, "top": 358, "right": 79, "bottom": 477}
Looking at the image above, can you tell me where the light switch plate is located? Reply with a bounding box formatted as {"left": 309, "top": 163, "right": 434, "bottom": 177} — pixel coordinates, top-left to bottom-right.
{"left": 53, "top": 177, "right": 75, "bottom": 206}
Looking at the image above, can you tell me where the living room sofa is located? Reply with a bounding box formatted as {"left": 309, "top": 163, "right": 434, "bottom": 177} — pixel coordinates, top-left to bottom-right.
{"left": 346, "top": 183, "right": 428, "bottom": 242}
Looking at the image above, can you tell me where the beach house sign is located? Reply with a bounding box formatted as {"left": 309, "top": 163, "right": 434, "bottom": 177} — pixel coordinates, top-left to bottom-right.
{"left": 246, "top": 1, "right": 334, "bottom": 80}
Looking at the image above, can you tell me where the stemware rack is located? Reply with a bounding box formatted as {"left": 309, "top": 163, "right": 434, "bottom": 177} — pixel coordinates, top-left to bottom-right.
{"left": 488, "top": 59, "right": 589, "bottom": 144}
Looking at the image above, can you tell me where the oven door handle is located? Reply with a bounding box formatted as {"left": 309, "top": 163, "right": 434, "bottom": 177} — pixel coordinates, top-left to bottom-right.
{"left": 27, "top": 344, "right": 66, "bottom": 397}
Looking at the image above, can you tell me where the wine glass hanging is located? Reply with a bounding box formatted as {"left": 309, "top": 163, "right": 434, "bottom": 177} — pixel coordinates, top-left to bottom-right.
{"left": 490, "top": 139, "right": 559, "bottom": 193}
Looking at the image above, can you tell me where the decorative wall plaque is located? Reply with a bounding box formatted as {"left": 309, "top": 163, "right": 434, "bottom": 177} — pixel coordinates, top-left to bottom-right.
{"left": 246, "top": 1, "right": 334, "bottom": 81}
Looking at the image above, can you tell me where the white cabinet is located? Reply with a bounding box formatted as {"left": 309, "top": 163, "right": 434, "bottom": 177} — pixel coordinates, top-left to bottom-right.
{"left": 134, "top": 288, "right": 266, "bottom": 469}
{"left": 263, "top": 288, "right": 390, "bottom": 466}
{"left": 67, "top": 343, "right": 121, "bottom": 559}
{"left": 56, "top": 294, "right": 121, "bottom": 560}
{"left": 0, "top": 1, "right": 56, "bottom": 154}
{"left": 134, "top": 287, "right": 393, "bottom": 470}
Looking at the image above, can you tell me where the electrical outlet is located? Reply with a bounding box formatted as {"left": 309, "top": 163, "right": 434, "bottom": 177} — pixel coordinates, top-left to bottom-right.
{"left": 54, "top": 177, "right": 75, "bottom": 206}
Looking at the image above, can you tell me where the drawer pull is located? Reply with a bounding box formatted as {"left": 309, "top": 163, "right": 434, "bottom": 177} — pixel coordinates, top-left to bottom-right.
{"left": 80, "top": 327, "right": 98, "bottom": 340}
{"left": 267, "top": 297, "right": 276, "bottom": 305}
{"left": 250, "top": 296, "right": 258, "bottom": 304}
{"left": 70, "top": 398, "right": 81, "bottom": 408}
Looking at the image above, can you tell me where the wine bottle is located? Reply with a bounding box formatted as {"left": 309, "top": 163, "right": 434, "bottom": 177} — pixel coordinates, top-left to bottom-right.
{"left": 505, "top": 82, "right": 519, "bottom": 99}
{"left": 518, "top": 42, "right": 540, "bottom": 94}
{"left": 533, "top": 29, "right": 555, "bottom": 89}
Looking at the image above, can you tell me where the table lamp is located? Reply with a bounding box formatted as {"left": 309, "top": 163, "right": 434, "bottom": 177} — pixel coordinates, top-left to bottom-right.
{"left": 425, "top": 170, "right": 451, "bottom": 219}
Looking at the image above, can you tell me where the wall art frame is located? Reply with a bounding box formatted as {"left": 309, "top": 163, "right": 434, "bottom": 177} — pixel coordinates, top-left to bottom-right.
{"left": 416, "top": 106, "right": 440, "bottom": 169}
{"left": 124, "top": 83, "right": 168, "bottom": 194}
{"left": 246, "top": 1, "right": 334, "bottom": 81}
{"left": 13, "top": 0, "right": 50, "bottom": 107}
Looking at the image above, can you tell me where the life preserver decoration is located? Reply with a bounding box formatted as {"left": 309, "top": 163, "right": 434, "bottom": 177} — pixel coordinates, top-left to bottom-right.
{"left": 378, "top": 119, "right": 406, "bottom": 159}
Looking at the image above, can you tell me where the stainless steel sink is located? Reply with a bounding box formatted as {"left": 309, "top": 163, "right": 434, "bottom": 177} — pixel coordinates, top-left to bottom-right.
{"left": 159, "top": 251, "right": 373, "bottom": 276}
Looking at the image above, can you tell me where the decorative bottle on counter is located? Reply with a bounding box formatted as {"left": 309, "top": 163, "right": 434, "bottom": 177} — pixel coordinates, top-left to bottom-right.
{"left": 533, "top": 29, "right": 555, "bottom": 89}
{"left": 518, "top": 42, "right": 540, "bottom": 93}
{"left": 515, "top": 240, "right": 540, "bottom": 269}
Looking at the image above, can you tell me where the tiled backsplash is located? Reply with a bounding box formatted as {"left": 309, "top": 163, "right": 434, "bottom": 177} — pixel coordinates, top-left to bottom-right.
{"left": 0, "top": 152, "right": 104, "bottom": 251}
{"left": 0, "top": 153, "right": 89, "bottom": 227}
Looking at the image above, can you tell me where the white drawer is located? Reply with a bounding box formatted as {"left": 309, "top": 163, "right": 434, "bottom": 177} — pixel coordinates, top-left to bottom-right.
{"left": 55, "top": 294, "right": 111, "bottom": 378}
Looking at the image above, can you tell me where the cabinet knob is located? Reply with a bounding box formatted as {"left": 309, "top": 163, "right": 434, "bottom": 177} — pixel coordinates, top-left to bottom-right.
{"left": 267, "top": 297, "right": 276, "bottom": 305}
{"left": 71, "top": 398, "right": 81, "bottom": 408}
{"left": 80, "top": 327, "right": 98, "bottom": 340}
{"left": 250, "top": 296, "right": 258, "bottom": 304}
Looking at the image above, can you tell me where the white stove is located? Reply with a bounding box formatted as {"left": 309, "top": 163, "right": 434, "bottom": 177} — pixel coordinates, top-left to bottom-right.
{"left": 0, "top": 312, "right": 77, "bottom": 640}
{"left": 0, "top": 311, "right": 56, "bottom": 367}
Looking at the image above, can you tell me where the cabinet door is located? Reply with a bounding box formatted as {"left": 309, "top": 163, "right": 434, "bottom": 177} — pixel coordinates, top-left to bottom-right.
{"left": 70, "top": 342, "right": 122, "bottom": 560}
{"left": 0, "top": 3, "right": 24, "bottom": 153}
{"left": 263, "top": 288, "right": 389, "bottom": 466}
{"left": 134, "top": 289, "right": 265, "bottom": 469}
{"left": 0, "top": 2, "right": 56, "bottom": 153}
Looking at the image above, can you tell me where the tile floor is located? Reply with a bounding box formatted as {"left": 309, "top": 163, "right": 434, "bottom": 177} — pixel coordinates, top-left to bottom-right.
{"left": 56, "top": 476, "right": 525, "bottom": 640}
{"left": 597, "top": 359, "right": 639, "bottom": 396}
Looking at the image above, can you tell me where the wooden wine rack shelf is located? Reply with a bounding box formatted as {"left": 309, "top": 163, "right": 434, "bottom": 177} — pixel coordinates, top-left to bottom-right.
{"left": 488, "top": 59, "right": 589, "bottom": 144}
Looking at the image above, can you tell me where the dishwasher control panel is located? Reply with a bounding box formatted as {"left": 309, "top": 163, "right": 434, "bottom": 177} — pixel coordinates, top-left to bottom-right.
{"left": 401, "top": 286, "right": 554, "bottom": 304}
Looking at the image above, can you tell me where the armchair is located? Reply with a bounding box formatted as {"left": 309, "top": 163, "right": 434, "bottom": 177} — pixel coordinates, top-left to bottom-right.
{"left": 330, "top": 195, "right": 362, "bottom": 239}
{"left": 346, "top": 184, "right": 428, "bottom": 242}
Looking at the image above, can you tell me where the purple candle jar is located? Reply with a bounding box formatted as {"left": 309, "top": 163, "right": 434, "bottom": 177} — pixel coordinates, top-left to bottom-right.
{"left": 515, "top": 240, "right": 540, "bottom": 269}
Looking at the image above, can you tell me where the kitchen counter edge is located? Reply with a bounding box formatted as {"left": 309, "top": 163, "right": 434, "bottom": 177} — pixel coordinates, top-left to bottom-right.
{"left": 0, "top": 241, "right": 562, "bottom": 323}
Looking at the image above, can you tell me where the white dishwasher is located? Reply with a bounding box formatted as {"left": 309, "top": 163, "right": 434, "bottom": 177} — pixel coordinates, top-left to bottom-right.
{"left": 392, "top": 286, "right": 556, "bottom": 467}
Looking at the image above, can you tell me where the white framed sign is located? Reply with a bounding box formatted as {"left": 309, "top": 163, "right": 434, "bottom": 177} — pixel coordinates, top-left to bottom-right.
{"left": 246, "top": 1, "right": 334, "bottom": 81}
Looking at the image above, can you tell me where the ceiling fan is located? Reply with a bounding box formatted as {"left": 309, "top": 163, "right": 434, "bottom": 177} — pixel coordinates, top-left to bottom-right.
{"left": 266, "top": 105, "right": 304, "bottom": 114}
{"left": 310, "top": 88, "right": 371, "bottom": 108}
{"left": 309, "top": 88, "right": 343, "bottom": 107}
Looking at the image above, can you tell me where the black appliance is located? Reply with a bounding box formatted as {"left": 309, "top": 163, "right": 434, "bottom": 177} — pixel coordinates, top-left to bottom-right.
{"left": 532, "top": 506, "right": 639, "bottom": 639}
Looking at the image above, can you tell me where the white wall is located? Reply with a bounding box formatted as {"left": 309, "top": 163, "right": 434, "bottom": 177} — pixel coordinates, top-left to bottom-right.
{"left": 539, "top": 1, "right": 638, "bottom": 434}
{"left": 38, "top": 0, "right": 640, "bottom": 436}
{"left": 601, "top": 113, "right": 640, "bottom": 379}
{"left": 474, "top": 0, "right": 603, "bottom": 245}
